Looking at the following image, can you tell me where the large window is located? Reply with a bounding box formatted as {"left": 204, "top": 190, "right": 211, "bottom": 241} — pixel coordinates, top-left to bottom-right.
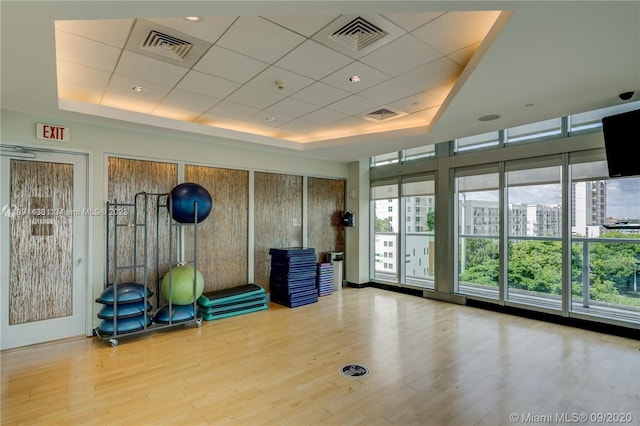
{"left": 372, "top": 183, "right": 399, "bottom": 281}
{"left": 456, "top": 168, "right": 500, "bottom": 299}
{"left": 403, "top": 178, "right": 435, "bottom": 289}
{"left": 570, "top": 158, "right": 640, "bottom": 323}
{"left": 506, "top": 160, "right": 563, "bottom": 310}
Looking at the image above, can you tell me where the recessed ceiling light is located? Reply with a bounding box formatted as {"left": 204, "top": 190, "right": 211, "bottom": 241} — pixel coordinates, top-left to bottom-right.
{"left": 349, "top": 75, "right": 361, "bottom": 83}
{"left": 266, "top": 117, "right": 276, "bottom": 122}
{"left": 185, "top": 16, "right": 201, "bottom": 21}
{"left": 131, "top": 86, "right": 147, "bottom": 93}
{"left": 478, "top": 114, "right": 501, "bottom": 122}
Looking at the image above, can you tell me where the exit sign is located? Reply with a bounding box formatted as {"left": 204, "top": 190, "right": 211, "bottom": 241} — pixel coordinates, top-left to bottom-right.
{"left": 36, "top": 123, "right": 70, "bottom": 142}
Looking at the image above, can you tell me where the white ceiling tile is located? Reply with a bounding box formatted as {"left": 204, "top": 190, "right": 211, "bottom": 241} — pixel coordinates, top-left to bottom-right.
{"left": 194, "top": 46, "right": 269, "bottom": 83}
{"left": 382, "top": 12, "right": 445, "bottom": 32}
{"left": 264, "top": 15, "right": 338, "bottom": 37}
{"left": 358, "top": 78, "right": 421, "bottom": 105}
{"left": 55, "top": 19, "right": 134, "bottom": 48}
{"left": 151, "top": 106, "right": 203, "bottom": 122}
{"left": 263, "top": 98, "right": 319, "bottom": 119}
{"left": 217, "top": 16, "right": 305, "bottom": 63}
{"left": 448, "top": 41, "right": 481, "bottom": 67}
{"left": 57, "top": 83, "right": 104, "bottom": 104}
{"left": 276, "top": 118, "right": 323, "bottom": 133}
{"left": 56, "top": 60, "right": 111, "bottom": 90}
{"left": 154, "top": 89, "right": 221, "bottom": 113}
{"left": 359, "top": 34, "right": 442, "bottom": 76}
{"left": 290, "top": 82, "right": 351, "bottom": 106}
{"left": 386, "top": 92, "right": 441, "bottom": 114}
{"left": 207, "top": 100, "right": 262, "bottom": 120}
{"left": 54, "top": 30, "right": 121, "bottom": 72}
{"left": 326, "top": 94, "right": 379, "bottom": 116}
{"left": 321, "top": 61, "right": 391, "bottom": 93}
{"left": 147, "top": 16, "right": 237, "bottom": 43}
{"left": 246, "top": 66, "right": 314, "bottom": 96}
{"left": 115, "top": 52, "right": 189, "bottom": 86}
{"left": 426, "top": 81, "right": 456, "bottom": 101}
{"left": 276, "top": 40, "right": 353, "bottom": 80}
{"left": 400, "top": 57, "right": 463, "bottom": 92}
{"left": 411, "top": 11, "right": 501, "bottom": 55}
{"left": 225, "top": 85, "right": 284, "bottom": 109}
{"left": 176, "top": 71, "right": 241, "bottom": 99}
{"left": 302, "top": 107, "right": 349, "bottom": 124}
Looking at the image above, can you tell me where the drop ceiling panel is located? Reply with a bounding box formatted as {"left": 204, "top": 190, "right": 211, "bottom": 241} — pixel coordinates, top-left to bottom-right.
{"left": 246, "top": 66, "right": 315, "bottom": 96}
{"left": 54, "top": 31, "right": 121, "bottom": 72}
{"left": 216, "top": 16, "right": 306, "bottom": 63}
{"left": 412, "top": 11, "right": 501, "bottom": 55}
{"left": 175, "top": 70, "right": 241, "bottom": 99}
{"left": 153, "top": 88, "right": 221, "bottom": 114}
{"left": 206, "top": 100, "right": 262, "bottom": 120}
{"left": 55, "top": 19, "right": 134, "bottom": 48}
{"left": 290, "top": 82, "right": 351, "bottom": 106}
{"left": 383, "top": 12, "right": 445, "bottom": 32}
{"left": 225, "top": 85, "right": 284, "bottom": 109}
{"left": 386, "top": 92, "right": 441, "bottom": 114}
{"left": 401, "top": 57, "right": 463, "bottom": 92}
{"left": 261, "top": 97, "right": 320, "bottom": 120}
{"left": 320, "top": 61, "right": 391, "bottom": 93}
{"left": 264, "top": 15, "right": 339, "bottom": 37}
{"left": 359, "top": 34, "right": 442, "bottom": 76}
{"left": 56, "top": 60, "right": 112, "bottom": 91}
{"left": 114, "top": 51, "right": 189, "bottom": 86}
{"left": 275, "top": 40, "right": 354, "bottom": 80}
{"left": 326, "top": 93, "right": 379, "bottom": 115}
{"left": 147, "top": 16, "right": 237, "bottom": 43}
{"left": 193, "top": 46, "right": 269, "bottom": 83}
{"left": 302, "top": 107, "right": 349, "bottom": 124}
{"left": 358, "top": 78, "right": 421, "bottom": 106}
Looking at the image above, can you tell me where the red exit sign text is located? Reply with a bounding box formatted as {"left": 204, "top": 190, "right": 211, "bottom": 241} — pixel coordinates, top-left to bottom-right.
{"left": 36, "top": 123, "right": 70, "bottom": 142}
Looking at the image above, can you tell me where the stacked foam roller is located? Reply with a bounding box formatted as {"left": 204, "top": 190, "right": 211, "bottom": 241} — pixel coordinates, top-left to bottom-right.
{"left": 269, "top": 247, "right": 318, "bottom": 308}
{"left": 316, "top": 262, "right": 333, "bottom": 296}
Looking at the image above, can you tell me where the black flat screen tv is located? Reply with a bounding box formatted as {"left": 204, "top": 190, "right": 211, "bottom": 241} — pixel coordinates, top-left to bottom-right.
{"left": 602, "top": 108, "right": 640, "bottom": 178}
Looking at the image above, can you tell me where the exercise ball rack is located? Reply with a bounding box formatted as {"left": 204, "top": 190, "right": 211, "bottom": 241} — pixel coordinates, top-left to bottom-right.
{"left": 95, "top": 191, "right": 204, "bottom": 347}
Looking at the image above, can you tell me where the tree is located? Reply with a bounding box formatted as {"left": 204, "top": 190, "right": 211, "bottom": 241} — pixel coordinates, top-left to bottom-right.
{"left": 375, "top": 217, "right": 393, "bottom": 232}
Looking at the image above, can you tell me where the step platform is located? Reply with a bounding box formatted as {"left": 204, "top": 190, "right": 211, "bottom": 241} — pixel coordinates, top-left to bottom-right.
{"left": 197, "top": 284, "right": 268, "bottom": 321}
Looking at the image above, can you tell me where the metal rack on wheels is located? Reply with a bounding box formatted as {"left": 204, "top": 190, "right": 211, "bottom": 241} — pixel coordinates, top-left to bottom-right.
{"left": 95, "top": 191, "right": 203, "bottom": 347}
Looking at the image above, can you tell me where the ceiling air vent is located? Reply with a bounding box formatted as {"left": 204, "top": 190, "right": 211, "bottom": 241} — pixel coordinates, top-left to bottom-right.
{"left": 329, "top": 17, "right": 388, "bottom": 52}
{"left": 365, "top": 108, "right": 401, "bottom": 122}
{"left": 141, "top": 30, "right": 193, "bottom": 61}
{"left": 124, "top": 19, "right": 211, "bottom": 68}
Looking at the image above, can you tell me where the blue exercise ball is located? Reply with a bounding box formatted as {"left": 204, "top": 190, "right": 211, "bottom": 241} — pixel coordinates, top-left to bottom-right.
{"left": 169, "top": 182, "right": 212, "bottom": 223}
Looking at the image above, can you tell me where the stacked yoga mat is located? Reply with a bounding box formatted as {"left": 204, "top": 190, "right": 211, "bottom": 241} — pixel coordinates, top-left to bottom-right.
{"left": 316, "top": 262, "right": 333, "bottom": 296}
{"left": 269, "top": 247, "right": 318, "bottom": 308}
{"left": 197, "top": 284, "right": 268, "bottom": 321}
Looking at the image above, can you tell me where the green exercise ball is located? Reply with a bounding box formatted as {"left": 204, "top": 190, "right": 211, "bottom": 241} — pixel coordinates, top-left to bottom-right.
{"left": 161, "top": 265, "right": 204, "bottom": 305}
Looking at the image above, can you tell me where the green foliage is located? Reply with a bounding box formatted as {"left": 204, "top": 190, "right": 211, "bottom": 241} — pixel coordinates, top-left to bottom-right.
{"left": 375, "top": 217, "right": 393, "bottom": 232}
{"left": 427, "top": 211, "right": 435, "bottom": 232}
{"left": 461, "top": 232, "right": 640, "bottom": 307}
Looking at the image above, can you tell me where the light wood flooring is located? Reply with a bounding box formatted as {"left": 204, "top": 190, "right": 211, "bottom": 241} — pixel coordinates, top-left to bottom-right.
{"left": 2, "top": 287, "right": 639, "bottom": 425}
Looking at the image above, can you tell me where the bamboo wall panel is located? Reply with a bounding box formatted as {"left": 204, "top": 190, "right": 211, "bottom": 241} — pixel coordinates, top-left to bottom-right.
{"left": 307, "top": 177, "right": 345, "bottom": 263}
{"left": 107, "top": 158, "right": 177, "bottom": 306}
{"left": 184, "top": 165, "right": 249, "bottom": 291}
{"left": 254, "top": 172, "right": 303, "bottom": 290}
{"left": 9, "top": 160, "right": 73, "bottom": 324}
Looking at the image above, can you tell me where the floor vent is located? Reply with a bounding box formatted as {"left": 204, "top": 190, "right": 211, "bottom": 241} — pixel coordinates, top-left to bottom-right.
{"left": 329, "top": 17, "right": 388, "bottom": 52}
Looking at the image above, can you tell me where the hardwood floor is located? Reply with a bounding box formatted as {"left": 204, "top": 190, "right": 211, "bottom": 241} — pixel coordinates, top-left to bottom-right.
{"left": 2, "top": 287, "right": 639, "bottom": 425}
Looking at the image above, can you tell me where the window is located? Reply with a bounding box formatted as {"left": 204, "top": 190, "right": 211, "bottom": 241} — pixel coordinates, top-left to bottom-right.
{"left": 403, "top": 178, "right": 436, "bottom": 289}
{"left": 372, "top": 183, "right": 398, "bottom": 281}
{"left": 456, "top": 169, "right": 500, "bottom": 299}
{"left": 506, "top": 160, "right": 563, "bottom": 310}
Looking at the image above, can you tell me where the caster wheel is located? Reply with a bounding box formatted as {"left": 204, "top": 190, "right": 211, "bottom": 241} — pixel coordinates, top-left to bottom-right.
{"left": 109, "top": 338, "right": 118, "bottom": 347}
{"left": 196, "top": 318, "right": 203, "bottom": 328}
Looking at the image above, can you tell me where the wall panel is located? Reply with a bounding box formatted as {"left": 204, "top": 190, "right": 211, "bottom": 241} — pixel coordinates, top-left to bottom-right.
{"left": 307, "top": 177, "right": 346, "bottom": 263}
{"left": 184, "top": 165, "right": 249, "bottom": 291}
{"left": 107, "top": 157, "right": 177, "bottom": 306}
{"left": 254, "top": 172, "right": 303, "bottom": 290}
